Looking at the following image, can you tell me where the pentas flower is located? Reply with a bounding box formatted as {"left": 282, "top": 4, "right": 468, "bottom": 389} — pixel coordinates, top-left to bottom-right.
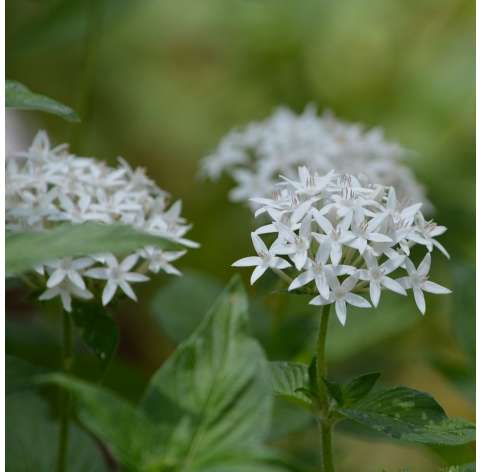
{"left": 232, "top": 167, "right": 450, "bottom": 325}
{"left": 202, "top": 106, "right": 430, "bottom": 211}
{"left": 6, "top": 131, "right": 198, "bottom": 311}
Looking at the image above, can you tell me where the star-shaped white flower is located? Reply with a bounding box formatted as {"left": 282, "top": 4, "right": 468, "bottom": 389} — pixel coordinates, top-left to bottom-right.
{"left": 398, "top": 253, "right": 451, "bottom": 314}
{"left": 310, "top": 272, "right": 370, "bottom": 325}
{"left": 358, "top": 252, "right": 406, "bottom": 307}
{"left": 312, "top": 210, "right": 355, "bottom": 265}
{"left": 45, "top": 256, "right": 95, "bottom": 290}
{"left": 232, "top": 233, "right": 290, "bottom": 284}
{"left": 139, "top": 246, "right": 186, "bottom": 275}
{"left": 85, "top": 254, "right": 149, "bottom": 305}
{"left": 289, "top": 243, "right": 354, "bottom": 298}
{"left": 39, "top": 279, "right": 93, "bottom": 312}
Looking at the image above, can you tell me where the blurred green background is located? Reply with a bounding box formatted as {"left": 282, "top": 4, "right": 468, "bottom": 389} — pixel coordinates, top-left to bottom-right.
{"left": 6, "top": 1, "right": 475, "bottom": 471}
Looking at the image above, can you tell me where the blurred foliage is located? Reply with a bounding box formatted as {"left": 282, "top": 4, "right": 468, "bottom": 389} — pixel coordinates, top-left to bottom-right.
{"left": 6, "top": 0, "right": 474, "bottom": 471}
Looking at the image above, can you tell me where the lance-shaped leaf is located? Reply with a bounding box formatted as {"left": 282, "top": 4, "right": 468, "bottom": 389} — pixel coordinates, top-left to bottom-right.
{"left": 270, "top": 361, "right": 312, "bottom": 409}
{"left": 43, "top": 277, "right": 285, "bottom": 471}
{"left": 140, "top": 276, "right": 274, "bottom": 468}
{"left": 338, "top": 386, "right": 475, "bottom": 445}
{"left": 6, "top": 80, "right": 80, "bottom": 122}
{"left": 6, "top": 222, "right": 178, "bottom": 275}
{"left": 342, "top": 372, "right": 380, "bottom": 406}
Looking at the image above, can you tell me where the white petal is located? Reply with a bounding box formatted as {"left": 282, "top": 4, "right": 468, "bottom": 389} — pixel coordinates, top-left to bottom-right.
{"left": 369, "top": 281, "right": 381, "bottom": 307}
{"left": 232, "top": 256, "right": 262, "bottom": 267}
{"left": 251, "top": 233, "right": 268, "bottom": 255}
{"left": 417, "top": 253, "right": 431, "bottom": 277}
{"left": 102, "top": 280, "right": 118, "bottom": 306}
{"left": 271, "top": 257, "right": 291, "bottom": 269}
{"left": 124, "top": 272, "right": 150, "bottom": 283}
{"left": 121, "top": 254, "right": 139, "bottom": 271}
{"left": 250, "top": 265, "right": 267, "bottom": 285}
{"left": 314, "top": 273, "right": 330, "bottom": 300}
{"left": 72, "top": 257, "right": 95, "bottom": 270}
{"left": 60, "top": 291, "right": 72, "bottom": 312}
{"left": 422, "top": 281, "right": 451, "bottom": 295}
{"left": 345, "top": 293, "right": 371, "bottom": 309}
{"left": 67, "top": 270, "right": 86, "bottom": 290}
{"left": 413, "top": 288, "right": 426, "bottom": 314}
{"left": 38, "top": 287, "right": 59, "bottom": 301}
{"left": 84, "top": 268, "right": 109, "bottom": 279}
{"left": 335, "top": 300, "right": 347, "bottom": 326}
{"left": 46, "top": 269, "right": 66, "bottom": 288}
{"left": 330, "top": 243, "right": 343, "bottom": 266}
{"left": 368, "top": 233, "right": 392, "bottom": 243}
{"left": 289, "top": 271, "right": 314, "bottom": 291}
{"left": 119, "top": 280, "right": 137, "bottom": 301}
{"left": 381, "top": 277, "right": 407, "bottom": 295}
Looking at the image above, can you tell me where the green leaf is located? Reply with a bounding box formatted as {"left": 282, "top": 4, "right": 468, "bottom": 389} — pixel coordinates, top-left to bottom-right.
{"left": 6, "top": 355, "right": 46, "bottom": 395}
{"left": 38, "top": 373, "right": 165, "bottom": 470}
{"left": 6, "top": 391, "right": 107, "bottom": 471}
{"left": 71, "top": 303, "right": 119, "bottom": 366}
{"left": 151, "top": 270, "right": 224, "bottom": 342}
{"left": 338, "top": 386, "right": 475, "bottom": 445}
{"left": 42, "top": 277, "right": 284, "bottom": 471}
{"left": 270, "top": 361, "right": 312, "bottom": 410}
{"left": 322, "top": 378, "right": 343, "bottom": 406}
{"left": 6, "top": 222, "right": 178, "bottom": 275}
{"left": 141, "top": 276, "right": 274, "bottom": 468}
{"left": 6, "top": 80, "right": 80, "bottom": 122}
{"left": 342, "top": 372, "right": 380, "bottom": 406}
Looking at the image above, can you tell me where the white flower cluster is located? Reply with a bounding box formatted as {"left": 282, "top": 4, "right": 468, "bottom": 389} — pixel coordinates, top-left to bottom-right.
{"left": 233, "top": 167, "right": 450, "bottom": 325}
{"left": 6, "top": 131, "right": 198, "bottom": 311}
{"left": 202, "top": 106, "right": 429, "bottom": 210}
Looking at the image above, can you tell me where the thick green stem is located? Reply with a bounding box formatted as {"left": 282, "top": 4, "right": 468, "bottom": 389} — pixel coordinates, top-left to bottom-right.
{"left": 56, "top": 311, "right": 73, "bottom": 472}
{"left": 316, "top": 304, "right": 335, "bottom": 472}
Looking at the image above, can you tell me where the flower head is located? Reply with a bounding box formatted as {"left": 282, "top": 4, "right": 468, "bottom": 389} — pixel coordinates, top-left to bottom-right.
{"left": 6, "top": 131, "right": 198, "bottom": 310}
{"left": 232, "top": 167, "right": 450, "bottom": 325}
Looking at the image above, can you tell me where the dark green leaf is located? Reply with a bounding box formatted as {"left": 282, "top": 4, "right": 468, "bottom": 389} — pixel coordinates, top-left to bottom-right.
{"left": 6, "top": 355, "right": 46, "bottom": 395}
{"left": 270, "top": 361, "right": 311, "bottom": 410}
{"left": 38, "top": 373, "right": 164, "bottom": 469}
{"left": 342, "top": 372, "right": 380, "bottom": 406}
{"left": 307, "top": 356, "right": 318, "bottom": 395}
{"left": 150, "top": 270, "right": 224, "bottom": 342}
{"left": 6, "top": 80, "right": 80, "bottom": 122}
{"left": 322, "top": 378, "right": 343, "bottom": 406}
{"left": 6, "top": 391, "right": 107, "bottom": 471}
{"left": 6, "top": 223, "right": 178, "bottom": 275}
{"left": 71, "top": 303, "right": 118, "bottom": 366}
{"left": 141, "top": 276, "right": 274, "bottom": 468}
{"left": 338, "top": 386, "right": 475, "bottom": 445}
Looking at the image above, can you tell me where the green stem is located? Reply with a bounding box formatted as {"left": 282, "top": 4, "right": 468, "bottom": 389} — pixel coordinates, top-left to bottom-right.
{"left": 316, "top": 304, "right": 335, "bottom": 472}
{"left": 56, "top": 310, "right": 74, "bottom": 472}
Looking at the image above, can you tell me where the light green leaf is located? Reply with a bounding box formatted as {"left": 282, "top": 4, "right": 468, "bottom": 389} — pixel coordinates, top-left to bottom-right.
{"left": 151, "top": 270, "right": 224, "bottom": 342}
{"left": 338, "top": 386, "right": 475, "bottom": 445}
{"left": 71, "top": 303, "right": 119, "bottom": 366}
{"left": 42, "top": 277, "right": 284, "bottom": 471}
{"left": 270, "top": 361, "right": 311, "bottom": 410}
{"left": 141, "top": 276, "right": 274, "bottom": 468}
{"left": 39, "top": 373, "right": 165, "bottom": 470}
{"left": 6, "top": 80, "right": 80, "bottom": 122}
{"left": 6, "top": 222, "right": 177, "bottom": 275}
{"left": 6, "top": 391, "right": 107, "bottom": 471}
